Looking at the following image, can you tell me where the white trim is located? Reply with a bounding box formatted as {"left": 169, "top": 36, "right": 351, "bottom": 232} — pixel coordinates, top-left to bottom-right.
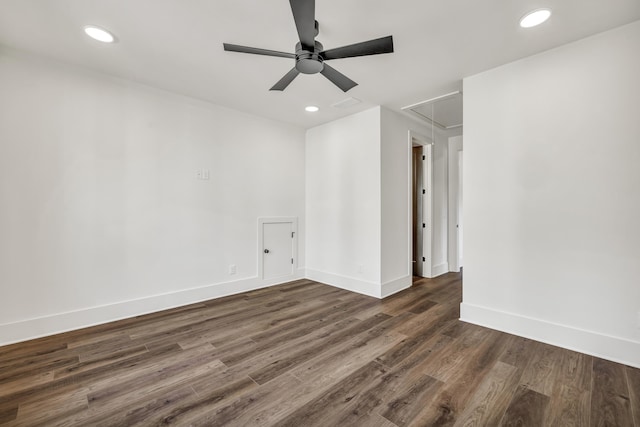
{"left": 305, "top": 268, "right": 380, "bottom": 298}
{"left": 423, "top": 143, "right": 434, "bottom": 278}
{"left": 381, "top": 276, "right": 412, "bottom": 298}
{"left": 407, "top": 134, "right": 413, "bottom": 279}
{"left": 0, "top": 270, "right": 305, "bottom": 347}
{"left": 258, "top": 217, "right": 298, "bottom": 280}
{"left": 432, "top": 263, "right": 449, "bottom": 277}
{"left": 460, "top": 302, "right": 640, "bottom": 369}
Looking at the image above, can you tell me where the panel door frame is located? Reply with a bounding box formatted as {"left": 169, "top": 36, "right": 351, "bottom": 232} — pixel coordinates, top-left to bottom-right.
{"left": 408, "top": 131, "right": 434, "bottom": 279}
{"left": 258, "top": 217, "right": 298, "bottom": 280}
{"left": 457, "top": 150, "right": 463, "bottom": 269}
{"left": 448, "top": 136, "right": 463, "bottom": 272}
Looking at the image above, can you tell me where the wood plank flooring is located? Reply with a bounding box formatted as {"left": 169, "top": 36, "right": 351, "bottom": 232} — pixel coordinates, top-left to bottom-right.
{"left": 1, "top": 272, "right": 639, "bottom": 426}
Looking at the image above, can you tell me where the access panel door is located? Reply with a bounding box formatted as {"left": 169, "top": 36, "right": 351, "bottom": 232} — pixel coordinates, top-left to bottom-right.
{"left": 262, "top": 221, "right": 294, "bottom": 280}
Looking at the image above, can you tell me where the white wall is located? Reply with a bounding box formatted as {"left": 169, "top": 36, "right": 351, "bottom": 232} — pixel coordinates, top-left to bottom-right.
{"left": 380, "top": 108, "right": 412, "bottom": 288}
{"left": 306, "top": 106, "right": 449, "bottom": 298}
{"left": 305, "top": 107, "right": 382, "bottom": 297}
{"left": 431, "top": 126, "right": 450, "bottom": 275}
{"left": 0, "top": 49, "right": 306, "bottom": 345}
{"left": 462, "top": 21, "right": 640, "bottom": 368}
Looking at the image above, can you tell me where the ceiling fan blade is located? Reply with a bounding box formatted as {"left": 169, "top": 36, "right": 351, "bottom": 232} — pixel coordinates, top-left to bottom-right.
{"left": 270, "top": 68, "right": 300, "bottom": 91}
{"left": 289, "top": 0, "right": 316, "bottom": 51}
{"left": 320, "top": 63, "right": 357, "bottom": 92}
{"left": 223, "top": 43, "right": 295, "bottom": 59}
{"left": 321, "top": 35, "right": 394, "bottom": 60}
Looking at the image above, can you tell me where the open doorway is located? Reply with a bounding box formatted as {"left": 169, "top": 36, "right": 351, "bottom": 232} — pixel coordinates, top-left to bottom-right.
{"left": 409, "top": 132, "right": 433, "bottom": 278}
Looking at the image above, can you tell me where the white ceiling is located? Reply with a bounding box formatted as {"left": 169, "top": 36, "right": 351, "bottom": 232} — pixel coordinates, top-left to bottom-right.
{"left": 0, "top": 0, "right": 639, "bottom": 129}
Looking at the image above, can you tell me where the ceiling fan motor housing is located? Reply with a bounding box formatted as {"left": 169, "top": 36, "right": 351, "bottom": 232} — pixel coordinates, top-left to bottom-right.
{"left": 295, "top": 41, "right": 324, "bottom": 74}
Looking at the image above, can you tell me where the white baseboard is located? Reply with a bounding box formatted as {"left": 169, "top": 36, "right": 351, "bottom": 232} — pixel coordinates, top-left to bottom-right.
{"left": 460, "top": 302, "right": 640, "bottom": 369}
{"left": 305, "top": 269, "right": 380, "bottom": 298}
{"left": 0, "top": 269, "right": 305, "bottom": 347}
{"left": 432, "top": 262, "right": 449, "bottom": 277}
{"left": 381, "top": 276, "right": 411, "bottom": 298}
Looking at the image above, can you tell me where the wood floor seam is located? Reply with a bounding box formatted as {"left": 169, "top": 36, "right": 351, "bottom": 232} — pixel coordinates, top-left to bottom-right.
{"left": 626, "top": 367, "right": 639, "bottom": 426}
{"left": 190, "top": 385, "right": 200, "bottom": 398}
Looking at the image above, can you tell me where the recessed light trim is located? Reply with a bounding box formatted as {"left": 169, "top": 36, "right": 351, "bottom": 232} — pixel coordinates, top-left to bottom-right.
{"left": 305, "top": 105, "right": 319, "bottom": 112}
{"left": 84, "top": 25, "right": 116, "bottom": 43}
{"left": 519, "top": 9, "right": 552, "bottom": 28}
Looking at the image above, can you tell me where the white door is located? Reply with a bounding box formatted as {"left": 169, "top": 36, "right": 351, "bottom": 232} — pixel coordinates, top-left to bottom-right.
{"left": 457, "top": 151, "right": 464, "bottom": 269}
{"left": 262, "top": 221, "right": 294, "bottom": 280}
{"left": 447, "top": 136, "right": 463, "bottom": 272}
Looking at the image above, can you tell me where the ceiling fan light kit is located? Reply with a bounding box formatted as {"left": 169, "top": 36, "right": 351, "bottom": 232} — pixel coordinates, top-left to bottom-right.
{"left": 223, "top": 0, "right": 394, "bottom": 92}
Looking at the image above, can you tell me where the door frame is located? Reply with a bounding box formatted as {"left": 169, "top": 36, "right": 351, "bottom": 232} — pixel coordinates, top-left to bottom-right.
{"left": 448, "top": 136, "right": 463, "bottom": 272}
{"left": 407, "top": 131, "right": 433, "bottom": 278}
{"left": 258, "top": 217, "right": 298, "bottom": 280}
{"left": 457, "top": 150, "right": 463, "bottom": 269}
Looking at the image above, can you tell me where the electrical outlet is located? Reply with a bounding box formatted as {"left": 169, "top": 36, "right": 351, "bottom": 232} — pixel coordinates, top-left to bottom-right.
{"left": 196, "top": 168, "right": 210, "bottom": 180}
{"left": 229, "top": 264, "right": 236, "bottom": 275}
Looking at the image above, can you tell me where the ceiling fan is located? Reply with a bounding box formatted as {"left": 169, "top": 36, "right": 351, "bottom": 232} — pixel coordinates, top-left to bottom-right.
{"left": 222, "top": 0, "right": 394, "bottom": 92}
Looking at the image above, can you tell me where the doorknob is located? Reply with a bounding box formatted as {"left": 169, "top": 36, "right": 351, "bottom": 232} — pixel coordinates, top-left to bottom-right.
{"left": 264, "top": 249, "right": 270, "bottom": 254}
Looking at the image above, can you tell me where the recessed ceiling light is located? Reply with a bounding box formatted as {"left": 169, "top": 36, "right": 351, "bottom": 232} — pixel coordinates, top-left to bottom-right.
{"left": 305, "top": 106, "right": 319, "bottom": 112}
{"left": 84, "top": 25, "right": 116, "bottom": 43}
{"left": 519, "top": 9, "right": 552, "bottom": 28}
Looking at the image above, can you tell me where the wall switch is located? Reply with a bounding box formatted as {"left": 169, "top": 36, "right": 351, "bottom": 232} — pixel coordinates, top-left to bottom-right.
{"left": 229, "top": 264, "right": 236, "bottom": 275}
{"left": 196, "top": 169, "right": 203, "bottom": 179}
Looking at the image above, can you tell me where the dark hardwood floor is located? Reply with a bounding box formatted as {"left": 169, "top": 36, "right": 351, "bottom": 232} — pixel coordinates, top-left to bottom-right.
{"left": 1, "top": 272, "right": 639, "bottom": 426}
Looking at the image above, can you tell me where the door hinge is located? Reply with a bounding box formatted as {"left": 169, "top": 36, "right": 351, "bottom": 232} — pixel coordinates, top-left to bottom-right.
{"left": 291, "top": 258, "right": 294, "bottom": 264}
{"left": 291, "top": 231, "right": 295, "bottom": 238}
{"left": 422, "top": 155, "right": 425, "bottom": 160}
{"left": 422, "top": 223, "right": 426, "bottom": 228}
{"left": 422, "top": 189, "right": 426, "bottom": 194}
{"left": 422, "top": 257, "right": 426, "bottom": 262}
